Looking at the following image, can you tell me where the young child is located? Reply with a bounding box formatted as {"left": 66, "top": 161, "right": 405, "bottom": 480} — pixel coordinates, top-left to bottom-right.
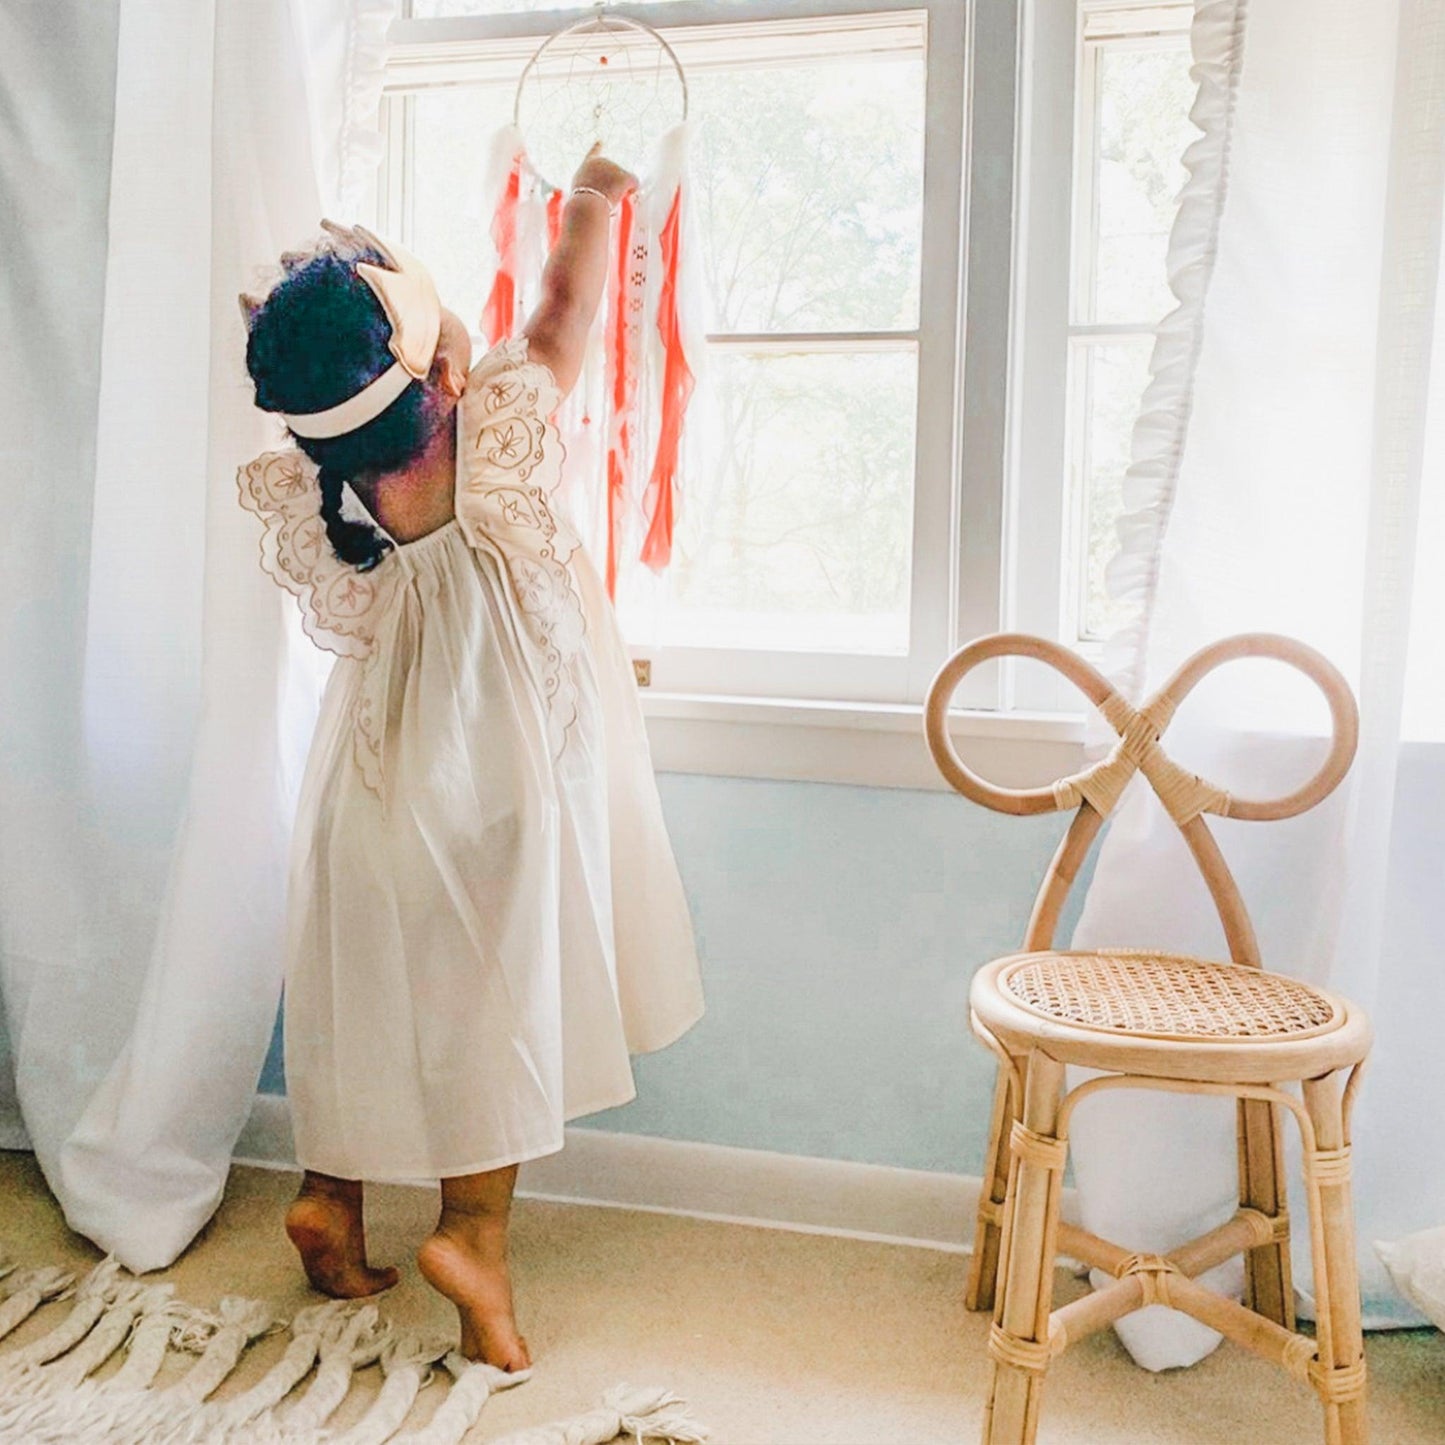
{"left": 238, "top": 148, "right": 704, "bottom": 1371}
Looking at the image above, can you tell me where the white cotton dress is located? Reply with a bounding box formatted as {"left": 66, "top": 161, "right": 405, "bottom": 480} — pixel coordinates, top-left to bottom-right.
{"left": 238, "top": 337, "right": 704, "bottom": 1181}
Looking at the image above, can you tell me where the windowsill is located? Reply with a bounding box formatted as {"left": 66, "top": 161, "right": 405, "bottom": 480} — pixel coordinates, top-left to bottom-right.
{"left": 641, "top": 691, "right": 1087, "bottom": 791}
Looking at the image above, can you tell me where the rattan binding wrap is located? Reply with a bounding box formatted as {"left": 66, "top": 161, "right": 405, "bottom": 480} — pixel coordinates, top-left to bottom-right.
{"left": 1000, "top": 951, "right": 1341, "bottom": 1042}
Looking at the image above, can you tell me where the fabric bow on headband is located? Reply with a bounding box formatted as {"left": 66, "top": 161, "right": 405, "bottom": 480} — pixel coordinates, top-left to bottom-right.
{"left": 238, "top": 220, "right": 442, "bottom": 440}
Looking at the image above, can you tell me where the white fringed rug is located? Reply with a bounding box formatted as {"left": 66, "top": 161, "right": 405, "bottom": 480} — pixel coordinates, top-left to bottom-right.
{"left": 0, "top": 1256, "right": 708, "bottom": 1445}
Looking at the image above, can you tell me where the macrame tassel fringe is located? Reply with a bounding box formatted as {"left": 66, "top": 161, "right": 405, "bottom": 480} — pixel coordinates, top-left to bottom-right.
{"left": 0, "top": 1257, "right": 123, "bottom": 1375}
{"left": 393, "top": 1351, "right": 529, "bottom": 1444}
{"left": 107, "top": 1294, "right": 193, "bottom": 1392}
{"left": 202, "top": 1297, "right": 349, "bottom": 1430}
{"left": 282, "top": 1301, "right": 393, "bottom": 1434}
{"left": 0, "top": 1265, "right": 74, "bottom": 1344}
{"left": 0, "top": 1283, "right": 132, "bottom": 1431}
{"left": 326, "top": 1328, "right": 452, "bottom": 1445}
{"left": 0, "top": 1273, "right": 181, "bottom": 1445}
{"left": 1, "top": 1301, "right": 346, "bottom": 1445}
{"left": 0, "top": 1256, "right": 706, "bottom": 1445}
{"left": 0, "top": 1287, "right": 180, "bottom": 1445}
{"left": 40, "top": 1280, "right": 160, "bottom": 1390}
{"left": 166, "top": 1295, "right": 278, "bottom": 1405}
{"left": 489, "top": 1384, "right": 711, "bottom": 1445}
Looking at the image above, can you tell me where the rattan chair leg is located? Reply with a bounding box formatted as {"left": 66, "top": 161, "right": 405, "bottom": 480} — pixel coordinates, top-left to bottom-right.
{"left": 982, "top": 1053, "right": 1066, "bottom": 1445}
{"left": 967, "top": 1063, "right": 1018, "bottom": 1312}
{"left": 1238, "top": 1096, "right": 1295, "bottom": 1328}
{"left": 1302, "top": 1074, "right": 1368, "bottom": 1445}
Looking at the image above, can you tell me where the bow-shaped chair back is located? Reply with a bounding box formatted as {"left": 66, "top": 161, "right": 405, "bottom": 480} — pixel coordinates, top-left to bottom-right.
{"left": 924, "top": 633, "right": 1359, "bottom": 968}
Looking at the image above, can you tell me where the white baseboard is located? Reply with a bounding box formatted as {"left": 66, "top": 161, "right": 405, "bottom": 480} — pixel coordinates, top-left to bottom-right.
{"left": 517, "top": 1127, "right": 980, "bottom": 1251}
{"left": 235, "top": 1093, "right": 1072, "bottom": 1253}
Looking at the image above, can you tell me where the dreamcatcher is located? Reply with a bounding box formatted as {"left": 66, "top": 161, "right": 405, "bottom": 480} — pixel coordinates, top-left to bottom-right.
{"left": 480, "top": 5, "right": 705, "bottom": 597}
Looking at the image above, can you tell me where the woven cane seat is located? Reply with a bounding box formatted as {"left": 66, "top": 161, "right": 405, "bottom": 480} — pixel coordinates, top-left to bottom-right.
{"left": 996, "top": 950, "right": 1343, "bottom": 1043}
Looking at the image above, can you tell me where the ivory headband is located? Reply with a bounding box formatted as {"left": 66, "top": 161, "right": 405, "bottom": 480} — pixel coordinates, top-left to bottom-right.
{"left": 282, "top": 361, "right": 415, "bottom": 440}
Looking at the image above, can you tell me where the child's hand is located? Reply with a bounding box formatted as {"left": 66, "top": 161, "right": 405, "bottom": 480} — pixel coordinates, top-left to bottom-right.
{"left": 571, "top": 144, "right": 636, "bottom": 207}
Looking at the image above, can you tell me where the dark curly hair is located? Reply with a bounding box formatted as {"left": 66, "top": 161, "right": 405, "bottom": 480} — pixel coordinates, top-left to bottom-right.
{"left": 244, "top": 240, "right": 438, "bottom": 571}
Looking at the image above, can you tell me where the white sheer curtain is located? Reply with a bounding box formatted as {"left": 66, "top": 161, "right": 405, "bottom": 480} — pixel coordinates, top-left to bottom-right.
{"left": 1070, "top": 0, "right": 1445, "bottom": 1368}
{"left": 0, "top": 0, "right": 395, "bottom": 1272}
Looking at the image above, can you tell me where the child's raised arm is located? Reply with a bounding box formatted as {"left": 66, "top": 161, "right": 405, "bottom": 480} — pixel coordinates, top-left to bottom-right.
{"left": 522, "top": 146, "right": 636, "bottom": 397}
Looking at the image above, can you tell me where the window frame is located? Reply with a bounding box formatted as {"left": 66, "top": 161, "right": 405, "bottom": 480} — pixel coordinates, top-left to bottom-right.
{"left": 378, "top": 0, "right": 1007, "bottom": 712}
{"left": 374, "top": 0, "right": 1221, "bottom": 782}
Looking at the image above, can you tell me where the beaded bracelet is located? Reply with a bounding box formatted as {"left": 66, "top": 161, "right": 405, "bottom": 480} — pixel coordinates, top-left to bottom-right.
{"left": 569, "top": 185, "right": 618, "bottom": 215}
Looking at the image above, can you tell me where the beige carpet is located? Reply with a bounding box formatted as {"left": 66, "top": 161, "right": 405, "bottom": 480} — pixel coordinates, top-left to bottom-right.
{"left": 1, "top": 1153, "right": 1442, "bottom": 1444}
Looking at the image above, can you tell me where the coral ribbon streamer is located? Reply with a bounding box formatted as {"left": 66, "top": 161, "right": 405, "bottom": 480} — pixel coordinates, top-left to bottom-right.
{"left": 605, "top": 190, "right": 635, "bottom": 597}
{"left": 480, "top": 155, "right": 694, "bottom": 592}
{"left": 480, "top": 155, "right": 521, "bottom": 345}
{"left": 640, "top": 187, "right": 693, "bottom": 572}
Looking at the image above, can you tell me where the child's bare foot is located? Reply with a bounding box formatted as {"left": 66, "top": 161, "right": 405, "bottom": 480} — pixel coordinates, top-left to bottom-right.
{"left": 286, "top": 1174, "right": 398, "bottom": 1299}
{"left": 417, "top": 1221, "right": 531, "bottom": 1371}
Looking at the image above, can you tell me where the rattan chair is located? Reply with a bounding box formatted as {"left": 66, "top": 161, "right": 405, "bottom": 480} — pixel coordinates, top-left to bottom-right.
{"left": 925, "top": 633, "right": 1370, "bottom": 1445}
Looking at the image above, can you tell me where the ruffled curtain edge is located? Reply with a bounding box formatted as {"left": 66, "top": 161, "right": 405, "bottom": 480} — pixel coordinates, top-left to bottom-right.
{"left": 1099, "top": 0, "right": 1251, "bottom": 705}
{"left": 335, "top": 0, "right": 398, "bottom": 217}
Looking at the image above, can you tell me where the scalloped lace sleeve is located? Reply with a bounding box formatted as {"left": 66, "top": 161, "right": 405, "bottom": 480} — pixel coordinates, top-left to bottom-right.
{"left": 236, "top": 447, "right": 397, "bottom": 660}
{"left": 456, "top": 338, "right": 587, "bottom": 756}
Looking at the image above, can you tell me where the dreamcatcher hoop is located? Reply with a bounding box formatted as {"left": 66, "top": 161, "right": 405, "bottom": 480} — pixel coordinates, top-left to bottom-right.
{"left": 513, "top": 7, "right": 689, "bottom": 193}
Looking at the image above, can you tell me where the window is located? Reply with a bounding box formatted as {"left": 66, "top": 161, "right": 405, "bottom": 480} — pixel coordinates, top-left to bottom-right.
{"left": 378, "top": 1, "right": 1200, "bottom": 748}
{"left": 380, "top": 0, "right": 967, "bottom": 709}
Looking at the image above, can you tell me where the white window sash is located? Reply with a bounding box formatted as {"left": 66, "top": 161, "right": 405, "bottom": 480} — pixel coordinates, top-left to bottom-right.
{"left": 379, "top": 0, "right": 988, "bottom": 710}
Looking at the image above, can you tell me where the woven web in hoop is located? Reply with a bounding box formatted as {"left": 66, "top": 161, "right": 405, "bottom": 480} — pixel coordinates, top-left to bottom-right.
{"left": 1002, "top": 953, "right": 1339, "bottom": 1039}
{"left": 516, "top": 21, "right": 687, "bottom": 191}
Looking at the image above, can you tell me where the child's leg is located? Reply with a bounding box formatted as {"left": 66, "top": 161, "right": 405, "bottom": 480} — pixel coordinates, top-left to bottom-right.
{"left": 416, "top": 1165, "right": 531, "bottom": 1370}
{"left": 285, "top": 1170, "right": 399, "bottom": 1298}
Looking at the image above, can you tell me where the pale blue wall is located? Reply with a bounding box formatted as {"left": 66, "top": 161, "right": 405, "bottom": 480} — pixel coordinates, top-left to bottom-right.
{"left": 260, "top": 772, "right": 1093, "bottom": 1176}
